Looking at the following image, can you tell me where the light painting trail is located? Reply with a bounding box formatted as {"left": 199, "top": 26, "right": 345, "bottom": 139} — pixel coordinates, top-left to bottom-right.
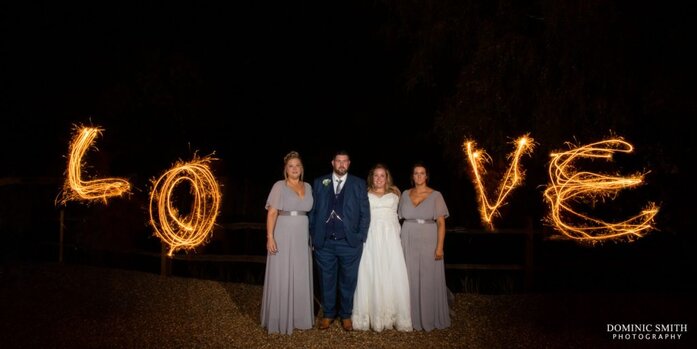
{"left": 59, "top": 126, "right": 131, "bottom": 205}
{"left": 464, "top": 135, "right": 534, "bottom": 230}
{"left": 149, "top": 156, "right": 221, "bottom": 256}
{"left": 544, "top": 139, "right": 658, "bottom": 242}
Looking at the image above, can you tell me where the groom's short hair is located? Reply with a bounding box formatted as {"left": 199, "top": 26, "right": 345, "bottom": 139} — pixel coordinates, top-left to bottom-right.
{"left": 333, "top": 150, "right": 350, "bottom": 160}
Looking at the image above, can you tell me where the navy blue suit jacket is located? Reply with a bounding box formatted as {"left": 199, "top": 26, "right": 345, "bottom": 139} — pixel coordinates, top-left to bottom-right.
{"left": 309, "top": 173, "right": 370, "bottom": 249}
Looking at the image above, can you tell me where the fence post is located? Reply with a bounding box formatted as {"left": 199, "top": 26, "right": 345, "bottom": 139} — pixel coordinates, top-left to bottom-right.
{"left": 524, "top": 217, "right": 534, "bottom": 291}
{"left": 160, "top": 243, "right": 170, "bottom": 276}
{"left": 59, "top": 209, "right": 65, "bottom": 263}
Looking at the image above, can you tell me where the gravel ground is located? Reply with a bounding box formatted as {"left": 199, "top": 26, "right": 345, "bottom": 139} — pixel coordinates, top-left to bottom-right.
{"left": 1, "top": 262, "right": 694, "bottom": 348}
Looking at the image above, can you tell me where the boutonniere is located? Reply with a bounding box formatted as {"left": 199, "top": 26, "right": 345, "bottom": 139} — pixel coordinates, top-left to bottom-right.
{"left": 322, "top": 179, "right": 331, "bottom": 187}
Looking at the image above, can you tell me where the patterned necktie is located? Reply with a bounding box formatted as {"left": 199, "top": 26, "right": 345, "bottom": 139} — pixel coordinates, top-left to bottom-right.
{"left": 336, "top": 179, "right": 343, "bottom": 195}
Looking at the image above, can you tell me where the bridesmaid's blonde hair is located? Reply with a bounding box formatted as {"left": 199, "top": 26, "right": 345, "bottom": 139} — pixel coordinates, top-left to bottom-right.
{"left": 367, "top": 163, "right": 400, "bottom": 196}
{"left": 283, "top": 151, "right": 303, "bottom": 182}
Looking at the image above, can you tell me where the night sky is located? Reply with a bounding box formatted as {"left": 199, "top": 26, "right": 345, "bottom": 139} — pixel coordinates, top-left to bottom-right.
{"left": 3, "top": 2, "right": 696, "bottom": 258}
{"left": 3, "top": 2, "right": 432, "bottom": 178}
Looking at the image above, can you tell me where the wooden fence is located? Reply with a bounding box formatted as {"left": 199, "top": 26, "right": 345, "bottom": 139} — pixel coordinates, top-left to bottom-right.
{"left": 150, "top": 222, "right": 538, "bottom": 291}
{"left": 55, "top": 212, "right": 538, "bottom": 291}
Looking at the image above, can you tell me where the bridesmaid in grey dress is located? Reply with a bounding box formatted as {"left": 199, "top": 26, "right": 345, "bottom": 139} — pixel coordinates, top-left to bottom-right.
{"left": 261, "top": 151, "right": 314, "bottom": 334}
{"left": 398, "top": 163, "right": 451, "bottom": 331}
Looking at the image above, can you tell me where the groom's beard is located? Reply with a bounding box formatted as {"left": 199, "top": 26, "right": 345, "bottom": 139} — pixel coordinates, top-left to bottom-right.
{"left": 334, "top": 168, "right": 347, "bottom": 176}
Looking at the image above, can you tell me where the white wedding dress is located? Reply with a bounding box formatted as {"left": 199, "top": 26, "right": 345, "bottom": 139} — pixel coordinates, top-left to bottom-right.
{"left": 352, "top": 192, "right": 412, "bottom": 331}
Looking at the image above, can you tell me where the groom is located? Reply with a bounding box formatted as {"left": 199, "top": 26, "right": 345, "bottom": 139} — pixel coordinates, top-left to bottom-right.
{"left": 310, "top": 150, "right": 370, "bottom": 331}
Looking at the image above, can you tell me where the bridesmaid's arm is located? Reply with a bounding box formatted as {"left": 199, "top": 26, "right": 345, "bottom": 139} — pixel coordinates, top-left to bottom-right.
{"left": 266, "top": 208, "right": 279, "bottom": 254}
{"left": 435, "top": 215, "right": 446, "bottom": 260}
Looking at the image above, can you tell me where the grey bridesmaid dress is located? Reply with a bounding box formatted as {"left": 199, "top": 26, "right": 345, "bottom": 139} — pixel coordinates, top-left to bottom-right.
{"left": 398, "top": 189, "right": 451, "bottom": 331}
{"left": 260, "top": 180, "right": 314, "bottom": 334}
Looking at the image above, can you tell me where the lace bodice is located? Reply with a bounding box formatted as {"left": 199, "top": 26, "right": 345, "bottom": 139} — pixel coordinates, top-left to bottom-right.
{"left": 368, "top": 192, "right": 399, "bottom": 221}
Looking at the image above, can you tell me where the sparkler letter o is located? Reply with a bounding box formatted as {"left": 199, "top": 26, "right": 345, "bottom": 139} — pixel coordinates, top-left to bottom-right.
{"left": 149, "top": 158, "right": 221, "bottom": 256}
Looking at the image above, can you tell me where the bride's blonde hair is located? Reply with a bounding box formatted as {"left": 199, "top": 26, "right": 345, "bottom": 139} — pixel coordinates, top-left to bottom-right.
{"left": 367, "top": 163, "right": 400, "bottom": 196}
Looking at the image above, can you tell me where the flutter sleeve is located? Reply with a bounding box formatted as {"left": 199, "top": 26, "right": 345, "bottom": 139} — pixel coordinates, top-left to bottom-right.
{"left": 265, "top": 181, "right": 284, "bottom": 211}
{"left": 433, "top": 191, "right": 449, "bottom": 219}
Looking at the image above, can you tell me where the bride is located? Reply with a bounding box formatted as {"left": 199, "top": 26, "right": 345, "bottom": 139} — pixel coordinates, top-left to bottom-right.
{"left": 352, "top": 164, "right": 412, "bottom": 332}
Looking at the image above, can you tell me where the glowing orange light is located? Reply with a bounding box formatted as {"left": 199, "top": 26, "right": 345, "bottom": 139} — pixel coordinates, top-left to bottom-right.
{"left": 58, "top": 126, "right": 131, "bottom": 205}
{"left": 544, "top": 139, "right": 658, "bottom": 242}
{"left": 464, "top": 135, "right": 535, "bottom": 230}
{"left": 149, "top": 156, "right": 221, "bottom": 256}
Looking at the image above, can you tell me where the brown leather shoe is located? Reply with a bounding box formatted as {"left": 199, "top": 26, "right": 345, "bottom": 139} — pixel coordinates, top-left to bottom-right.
{"left": 318, "top": 318, "right": 333, "bottom": 330}
{"left": 341, "top": 318, "right": 353, "bottom": 331}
